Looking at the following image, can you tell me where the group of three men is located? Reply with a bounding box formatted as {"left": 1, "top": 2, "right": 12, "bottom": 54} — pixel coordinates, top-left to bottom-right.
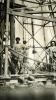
{"left": 11, "top": 39, "right": 56, "bottom": 73}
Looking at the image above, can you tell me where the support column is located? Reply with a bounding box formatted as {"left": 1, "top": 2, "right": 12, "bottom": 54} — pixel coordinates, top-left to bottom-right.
{"left": 4, "top": 0, "right": 10, "bottom": 77}
{"left": 41, "top": 6, "right": 48, "bottom": 63}
{"left": 48, "top": 0, "right": 56, "bottom": 39}
{"left": 10, "top": 0, "right": 15, "bottom": 48}
{"left": 0, "top": 20, "right": 4, "bottom": 75}
{"left": 31, "top": 19, "right": 35, "bottom": 53}
{"left": 0, "top": 1, "right": 4, "bottom": 75}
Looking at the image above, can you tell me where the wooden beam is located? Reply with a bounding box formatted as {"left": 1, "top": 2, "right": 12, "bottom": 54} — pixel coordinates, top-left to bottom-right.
{"left": 8, "top": 8, "right": 56, "bottom": 22}
{"left": 25, "top": 11, "right": 56, "bottom": 14}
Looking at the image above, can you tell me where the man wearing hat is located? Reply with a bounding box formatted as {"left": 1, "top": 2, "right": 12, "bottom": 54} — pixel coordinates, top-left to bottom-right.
{"left": 9, "top": 37, "right": 22, "bottom": 74}
{"left": 11, "top": 37, "right": 28, "bottom": 74}
{"left": 47, "top": 40, "right": 56, "bottom": 72}
{"left": 9, "top": 37, "right": 29, "bottom": 74}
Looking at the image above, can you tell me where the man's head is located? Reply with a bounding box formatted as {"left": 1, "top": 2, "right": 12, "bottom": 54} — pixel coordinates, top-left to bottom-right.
{"left": 23, "top": 40, "right": 27, "bottom": 44}
{"left": 50, "top": 41, "right": 56, "bottom": 47}
{"left": 16, "top": 37, "right": 20, "bottom": 44}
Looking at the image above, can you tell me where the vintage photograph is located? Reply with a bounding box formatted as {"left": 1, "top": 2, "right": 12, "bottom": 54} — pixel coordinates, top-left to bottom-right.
{"left": 0, "top": 0, "right": 56, "bottom": 100}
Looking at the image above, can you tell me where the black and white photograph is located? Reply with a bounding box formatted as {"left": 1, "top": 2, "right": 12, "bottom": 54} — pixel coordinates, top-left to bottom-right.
{"left": 0, "top": 0, "right": 56, "bottom": 100}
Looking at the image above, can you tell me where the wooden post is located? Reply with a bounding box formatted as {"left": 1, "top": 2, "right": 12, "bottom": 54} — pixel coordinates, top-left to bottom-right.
{"left": 48, "top": 0, "right": 56, "bottom": 39}
{"left": 41, "top": 6, "right": 48, "bottom": 63}
{"left": 4, "top": 0, "right": 10, "bottom": 77}
{"left": 10, "top": 0, "right": 15, "bottom": 48}
{"left": 0, "top": 2, "right": 4, "bottom": 75}
{"left": 0, "top": 20, "right": 4, "bottom": 75}
{"left": 10, "top": 15, "right": 15, "bottom": 48}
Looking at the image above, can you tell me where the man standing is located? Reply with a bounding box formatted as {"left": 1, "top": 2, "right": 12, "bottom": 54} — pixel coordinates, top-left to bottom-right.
{"left": 47, "top": 41, "right": 56, "bottom": 72}
{"left": 9, "top": 37, "right": 22, "bottom": 74}
{"left": 9, "top": 37, "right": 29, "bottom": 74}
